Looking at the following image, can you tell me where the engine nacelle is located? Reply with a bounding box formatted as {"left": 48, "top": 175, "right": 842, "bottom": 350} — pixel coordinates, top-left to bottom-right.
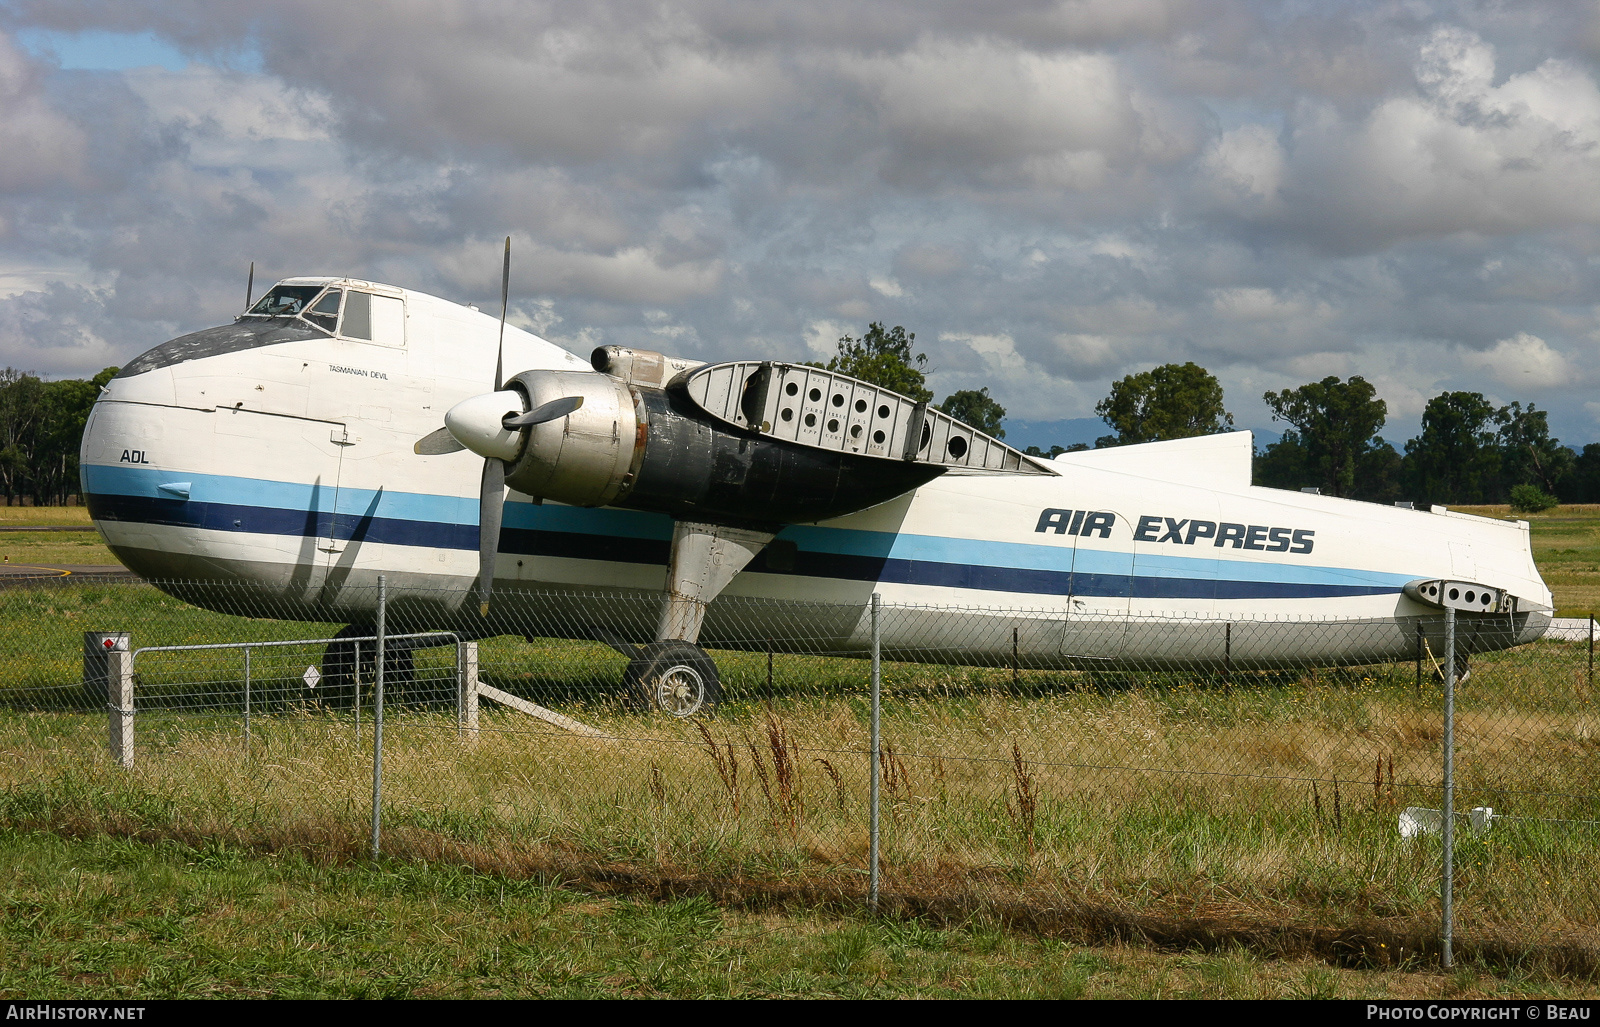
{"left": 497, "top": 367, "right": 946, "bottom": 526}
{"left": 502, "top": 369, "right": 642, "bottom": 507}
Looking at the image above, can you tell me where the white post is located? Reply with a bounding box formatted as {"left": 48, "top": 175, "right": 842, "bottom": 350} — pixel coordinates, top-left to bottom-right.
{"left": 108, "top": 649, "right": 133, "bottom": 769}
{"left": 458, "top": 641, "right": 479, "bottom": 740}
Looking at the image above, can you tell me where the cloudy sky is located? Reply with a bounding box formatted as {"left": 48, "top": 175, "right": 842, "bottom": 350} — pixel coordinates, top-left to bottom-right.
{"left": 2, "top": 0, "right": 1599, "bottom": 446}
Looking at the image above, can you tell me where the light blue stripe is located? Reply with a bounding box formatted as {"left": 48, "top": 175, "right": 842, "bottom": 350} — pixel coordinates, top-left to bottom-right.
{"left": 85, "top": 463, "right": 474, "bottom": 524}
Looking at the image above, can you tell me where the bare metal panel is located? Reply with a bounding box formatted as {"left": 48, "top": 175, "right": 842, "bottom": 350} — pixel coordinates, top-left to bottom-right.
{"left": 681, "top": 361, "right": 1051, "bottom": 474}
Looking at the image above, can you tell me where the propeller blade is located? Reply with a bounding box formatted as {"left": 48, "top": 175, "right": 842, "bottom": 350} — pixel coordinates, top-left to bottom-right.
{"left": 501, "top": 395, "right": 583, "bottom": 429}
{"left": 477, "top": 458, "right": 506, "bottom": 617}
{"left": 413, "top": 426, "right": 467, "bottom": 455}
{"left": 494, "top": 235, "right": 510, "bottom": 391}
{"left": 246, "top": 261, "right": 255, "bottom": 310}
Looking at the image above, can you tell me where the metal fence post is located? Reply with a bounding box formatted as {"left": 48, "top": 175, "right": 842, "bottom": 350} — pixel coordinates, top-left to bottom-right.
{"left": 870, "top": 592, "right": 881, "bottom": 913}
{"left": 108, "top": 649, "right": 133, "bottom": 769}
{"left": 1224, "top": 622, "right": 1232, "bottom": 693}
{"left": 1415, "top": 621, "right": 1424, "bottom": 698}
{"left": 1443, "top": 605, "right": 1456, "bottom": 968}
{"left": 371, "top": 575, "right": 386, "bottom": 860}
{"left": 243, "top": 646, "right": 251, "bottom": 754}
{"left": 458, "top": 640, "right": 479, "bottom": 740}
{"left": 1589, "top": 615, "right": 1594, "bottom": 692}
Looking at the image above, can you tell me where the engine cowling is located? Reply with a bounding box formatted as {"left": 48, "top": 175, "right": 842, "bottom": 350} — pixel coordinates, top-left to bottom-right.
{"left": 500, "top": 369, "right": 641, "bottom": 508}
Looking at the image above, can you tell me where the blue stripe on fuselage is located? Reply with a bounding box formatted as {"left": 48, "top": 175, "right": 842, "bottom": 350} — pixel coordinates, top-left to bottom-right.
{"left": 81, "top": 463, "right": 1413, "bottom": 600}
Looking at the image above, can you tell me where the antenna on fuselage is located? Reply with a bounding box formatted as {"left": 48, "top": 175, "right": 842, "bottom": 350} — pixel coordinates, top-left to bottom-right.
{"left": 245, "top": 261, "right": 255, "bottom": 310}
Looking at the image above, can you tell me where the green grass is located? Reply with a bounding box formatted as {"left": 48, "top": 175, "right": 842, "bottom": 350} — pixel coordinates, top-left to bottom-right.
{"left": 0, "top": 513, "right": 1597, "bottom": 993}
{"left": 1, "top": 583, "right": 1595, "bottom": 960}
{"left": 3, "top": 626, "right": 1595, "bottom": 975}
{"left": 0, "top": 829, "right": 1590, "bottom": 998}
{"left": 0, "top": 505, "right": 92, "bottom": 526}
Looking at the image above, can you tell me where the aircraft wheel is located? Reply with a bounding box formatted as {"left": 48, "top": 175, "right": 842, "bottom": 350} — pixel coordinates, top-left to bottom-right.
{"left": 624, "top": 640, "right": 720, "bottom": 717}
{"left": 320, "top": 630, "right": 416, "bottom": 709}
{"left": 1431, "top": 651, "right": 1471, "bottom": 686}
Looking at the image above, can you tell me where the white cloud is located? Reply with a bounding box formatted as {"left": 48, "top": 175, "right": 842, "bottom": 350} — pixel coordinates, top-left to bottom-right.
{"left": 1464, "top": 332, "right": 1577, "bottom": 389}
{"left": 0, "top": 33, "right": 88, "bottom": 190}
{"left": 1202, "top": 123, "right": 1284, "bottom": 210}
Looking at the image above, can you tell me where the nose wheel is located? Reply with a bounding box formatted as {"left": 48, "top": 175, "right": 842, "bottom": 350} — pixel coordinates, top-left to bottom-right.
{"left": 624, "top": 640, "right": 720, "bottom": 717}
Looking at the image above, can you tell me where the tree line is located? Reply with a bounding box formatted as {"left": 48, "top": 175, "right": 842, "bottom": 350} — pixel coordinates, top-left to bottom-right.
{"left": 0, "top": 366, "right": 119, "bottom": 506}
{"left": 1091, "top": 363, "right": 1599, "bottom": 510}
{"left": 818, "top": 328, "right": 1599, "bottom": 511}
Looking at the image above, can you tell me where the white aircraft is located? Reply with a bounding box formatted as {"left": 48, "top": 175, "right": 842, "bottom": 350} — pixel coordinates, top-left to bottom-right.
{"left": 79, "top": 266, "right": 1553, "bottom": 715}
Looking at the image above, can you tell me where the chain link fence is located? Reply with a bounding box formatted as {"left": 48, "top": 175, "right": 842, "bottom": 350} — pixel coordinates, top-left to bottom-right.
{"left": 1, "top": 574, "right": 1594, "bottom": 969}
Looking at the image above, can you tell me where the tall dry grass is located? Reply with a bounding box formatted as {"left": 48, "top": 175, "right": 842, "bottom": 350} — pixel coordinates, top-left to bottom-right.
{"left": 3, "top": 638, "right": 1595, "bottom": 966}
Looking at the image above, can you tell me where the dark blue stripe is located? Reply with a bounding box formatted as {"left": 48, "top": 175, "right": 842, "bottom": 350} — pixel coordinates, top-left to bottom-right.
{"left": 86, "top": 492, "right": 1402, "bottom": 602}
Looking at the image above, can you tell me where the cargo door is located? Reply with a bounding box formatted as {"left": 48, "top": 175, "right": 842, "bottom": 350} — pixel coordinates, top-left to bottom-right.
{"left": 1049, "top": 505, "right": 1133, "bottom": 661}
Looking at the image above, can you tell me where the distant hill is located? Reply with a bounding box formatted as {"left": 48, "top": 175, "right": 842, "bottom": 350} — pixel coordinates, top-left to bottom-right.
{"left": 1001, "top": 418, "right": 1281, "bottom": 452}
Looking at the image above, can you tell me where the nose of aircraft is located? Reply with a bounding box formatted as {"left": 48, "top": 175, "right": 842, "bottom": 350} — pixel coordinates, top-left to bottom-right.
{"left": 443, "top": 390, "right": 526, "bottom": 461}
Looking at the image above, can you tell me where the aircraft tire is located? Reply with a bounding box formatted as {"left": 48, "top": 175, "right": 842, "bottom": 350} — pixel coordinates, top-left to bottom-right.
{"left": 319, "top": 630, "right": 417, "bottom": 709}
{"left": 1431, "top": 651, "right": 1471, "bottom": 686}
{"left": 623, "top": 640, "right": 720, "bottom": 717}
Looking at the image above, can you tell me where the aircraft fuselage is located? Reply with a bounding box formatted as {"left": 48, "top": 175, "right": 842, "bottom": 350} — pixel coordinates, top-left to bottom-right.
{"left": 80, "top": 278, "right": 1554, "bottom": 669}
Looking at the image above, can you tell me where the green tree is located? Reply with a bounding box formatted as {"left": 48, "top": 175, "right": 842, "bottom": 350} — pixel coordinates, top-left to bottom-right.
{"left": 820, "top": 323, "right": 932, "bottom": 403}
{"left": 1253, "top": 432, "right": 1311, "bottom": 492}
{"left": 1508, "top": 483, "right": 1559, "bottom": 513}
{"left": 1094, "top": 362, "right": 1233, "bottom": 447}
{"left": 936, "top": 387, "right": 1005, "bottom": 438}
{"left": 0, "top": 366, "right": 117, "bottom": 505}
{"left": 1496, "top": 402, "right": 1573, "bottom": 498}
{"left": 1261, "top": 376, "right": 1389, "bottom": 498}
{"left": 0, "top": 369, "right": 44, "bottom": 505}
{"left": 1404, "top": 391, "right": 1503, "bottom": 505}
{"left": 1562, "top": 443, "right": 1600, "bottom": 504}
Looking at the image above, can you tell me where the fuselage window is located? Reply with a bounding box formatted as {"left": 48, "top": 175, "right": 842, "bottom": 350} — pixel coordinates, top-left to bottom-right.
{"left": 246, "top": 285, "right": 322, "bottom": 317}
{"left": 341, "top": 291, "right": 372, "bottom": 340}
{"left": 304, "top": 289, "right": 343, "bottom": 333}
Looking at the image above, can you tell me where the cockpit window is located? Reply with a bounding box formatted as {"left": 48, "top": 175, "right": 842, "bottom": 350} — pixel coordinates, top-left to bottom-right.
{"left": 246, "top": 285, "right": 324, "bottom": 317}
{"left": 304, "top": 289, "right": 343, "bottom": 333}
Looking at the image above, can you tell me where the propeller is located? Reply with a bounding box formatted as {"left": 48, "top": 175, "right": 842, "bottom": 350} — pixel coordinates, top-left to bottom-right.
{"left": 410, "top": 237, "right": 584, "bottom": 617}
{"left": 413, "top": 426, "right": 465, "bottom": 455}
{"left": 503, "top": 394, "right": 583, "bottom": 429}
{"left": 479, "top": 235, "right": 513, "bottom": 617}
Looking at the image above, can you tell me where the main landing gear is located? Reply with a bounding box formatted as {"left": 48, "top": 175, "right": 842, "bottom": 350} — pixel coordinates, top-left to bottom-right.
{"left": 319, "top": 624, "right": 416, "bottom": 708}
{"left": 623, "top": 640, "right": 721, "bottom": 717}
